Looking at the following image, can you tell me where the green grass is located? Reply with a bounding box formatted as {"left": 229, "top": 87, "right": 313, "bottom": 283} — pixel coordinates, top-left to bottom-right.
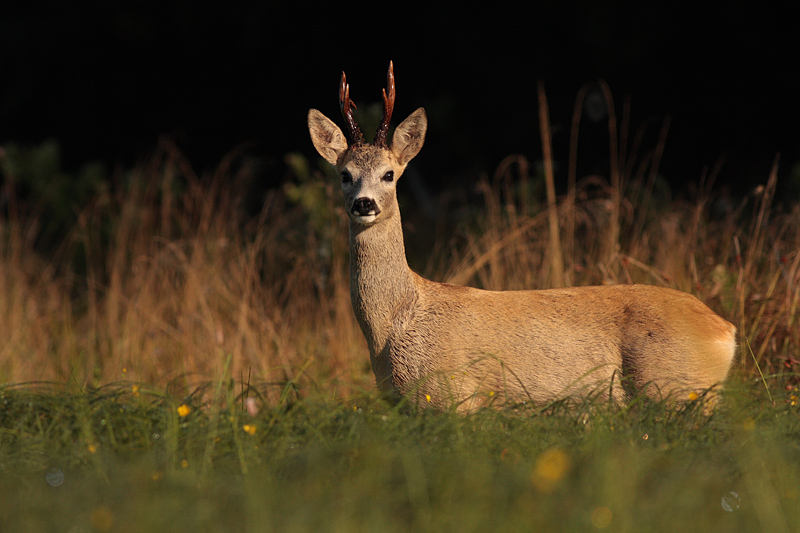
{"left": 1, "top": 380, "right": 799, "bottom": 532}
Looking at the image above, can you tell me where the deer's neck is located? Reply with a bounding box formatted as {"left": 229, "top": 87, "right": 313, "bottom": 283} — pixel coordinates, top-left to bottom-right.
{"left": 348, "top": 205, "right": 418, "bottom": 357}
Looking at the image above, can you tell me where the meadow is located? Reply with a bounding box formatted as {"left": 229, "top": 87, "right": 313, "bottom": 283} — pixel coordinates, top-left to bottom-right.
{"left": 1, "top": 90, "right": 799, "bottom": 530}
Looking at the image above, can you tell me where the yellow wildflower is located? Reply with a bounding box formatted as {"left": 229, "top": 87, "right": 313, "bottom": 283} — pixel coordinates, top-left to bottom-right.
{"left": 688, "top": 392, "right": 699, "bottom": 401}
{"left": 90, "top": 506, "right": 114, "bottom": 532}
{"left": 532, "top": 448, "right": 570, "bottom": 492}
{"left": 425, "top": 394, "right": 431, "bottom": 403}
{"left": 177, "top": 404, "right": 191, "bottom": 417}
{"left": 131, "top": 385, "right": 140, "bottom": 396}
{"left": 243, "top": 424, "right": 257, "bottom": 435}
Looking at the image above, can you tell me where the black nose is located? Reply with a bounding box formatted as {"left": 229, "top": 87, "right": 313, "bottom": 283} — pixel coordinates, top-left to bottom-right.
{"left": 352, "top": 197, "right": 381, "bottom": 216}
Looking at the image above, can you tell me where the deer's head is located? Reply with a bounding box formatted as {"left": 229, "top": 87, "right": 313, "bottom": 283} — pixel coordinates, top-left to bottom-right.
{"left": 308, "top": 62, "right": 427, "bottom": 226}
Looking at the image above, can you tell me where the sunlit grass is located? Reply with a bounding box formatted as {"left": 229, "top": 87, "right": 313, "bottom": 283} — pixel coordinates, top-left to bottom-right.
{"left": 1, "top": 139, "right": 798, "bottom": 394}
{"left": 2, "top": 125, "right": 799, "bottom": 395}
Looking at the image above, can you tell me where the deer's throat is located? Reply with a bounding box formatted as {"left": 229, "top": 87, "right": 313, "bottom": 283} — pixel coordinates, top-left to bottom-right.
{"left": 348, "top": 216, "right": 417, "bottom": 354}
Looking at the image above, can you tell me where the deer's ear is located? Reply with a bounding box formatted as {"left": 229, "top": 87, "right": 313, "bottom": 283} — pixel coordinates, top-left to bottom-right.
{"left": 391, "top": 108, "right": 427, "bottom": 166}
{"left": 308, "top": 109, "right": 349, "bottom": 166}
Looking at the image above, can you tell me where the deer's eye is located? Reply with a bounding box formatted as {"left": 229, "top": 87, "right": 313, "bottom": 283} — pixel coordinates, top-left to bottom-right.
{"left": 382, "top": 171, "right": 394, "bottom": 182}
{"left": 341, "top": 170, "right": 353, "bottom": 183}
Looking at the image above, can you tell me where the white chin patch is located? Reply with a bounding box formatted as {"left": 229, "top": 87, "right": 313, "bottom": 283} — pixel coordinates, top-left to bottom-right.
{"left": 353, "top": 214, "right": 378, "bottom": 225}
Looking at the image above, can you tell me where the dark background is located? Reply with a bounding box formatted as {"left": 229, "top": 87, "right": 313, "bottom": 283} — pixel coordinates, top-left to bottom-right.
{"left": 2, "top": 1, "right": 799, "bottom": 197}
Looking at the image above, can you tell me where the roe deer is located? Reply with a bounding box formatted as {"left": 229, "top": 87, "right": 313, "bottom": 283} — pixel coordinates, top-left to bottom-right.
{"left": 307, "top": 62, "right": 736, "bottom": 410}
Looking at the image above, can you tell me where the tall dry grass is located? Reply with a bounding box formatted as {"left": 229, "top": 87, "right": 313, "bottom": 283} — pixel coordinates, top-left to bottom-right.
{"left": 1, "top": 91, "right": 798, "bottom": 397}
{"left": 0, "top": 141, "right": 365, "bottom": 395}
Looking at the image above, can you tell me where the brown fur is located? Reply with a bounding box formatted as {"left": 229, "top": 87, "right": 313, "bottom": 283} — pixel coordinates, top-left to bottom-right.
{"left": 307, "top": 85, "right": 736, "bottom": 411}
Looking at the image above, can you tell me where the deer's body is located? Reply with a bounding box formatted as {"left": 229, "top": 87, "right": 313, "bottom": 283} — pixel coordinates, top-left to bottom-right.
{"left": 308, "top": 63, "right": 736, "bottom": 409}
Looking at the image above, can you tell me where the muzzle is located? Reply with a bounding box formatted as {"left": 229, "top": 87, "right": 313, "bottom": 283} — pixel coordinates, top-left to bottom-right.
{"left": 352, "top": 197, "right": 381, "bottom": 217}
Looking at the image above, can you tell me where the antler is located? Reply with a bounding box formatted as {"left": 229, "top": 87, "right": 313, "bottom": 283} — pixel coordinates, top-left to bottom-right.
{"left": 339, "top": 71, "right": 364, "bottom": 145}
{"left": 373, "top": 61, "right": 396, "bottom": 148}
